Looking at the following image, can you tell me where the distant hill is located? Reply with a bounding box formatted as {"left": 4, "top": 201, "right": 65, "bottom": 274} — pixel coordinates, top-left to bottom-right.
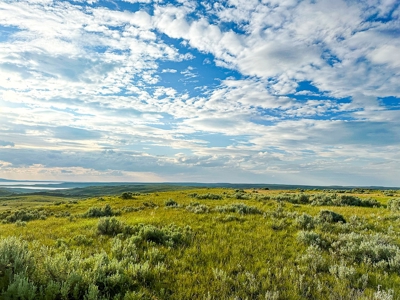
{"left": 6, "top": 184, "right": 199, "bottom": 198}
{"left": 0, "top": 181, "right": 398, "bottom": 198}
{"left": 0, "top": 188, "right": 15, "bottom": 197}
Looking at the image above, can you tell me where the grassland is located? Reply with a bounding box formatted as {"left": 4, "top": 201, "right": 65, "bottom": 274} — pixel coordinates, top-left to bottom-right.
{"left": 1, "top": 187, "right": 400, "bottom": 299}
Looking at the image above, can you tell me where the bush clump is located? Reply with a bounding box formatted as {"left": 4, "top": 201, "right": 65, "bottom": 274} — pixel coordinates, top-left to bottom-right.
{"left": 331, "top": 233, "right": 400, "bottom": 271}
{"left": 122, "top": 206, "right": 144, "bottom": 213}
{"left": 0, "top": 209, "right": 49, "bottom": 223}
{"left": 318, "top": 210, "right": 346, "bottom": 223}
{"left": 311, "top": 194, "right": 380, "bottom": 207}
{"left": 0, "top": 237, "right": 35, "bottom": 292}
{"left": 256, "top": 195, "right": 271, "bottom": 201}
{"left": 55, "top": 211, "right": 71, "bottom": 218}
{"left": 233, "top": 192, "right": 251, "bottom": 200}
{"left": 82, "top": 204, "right": 120, "bottom": 218}
{"left": 186, "top": 202, "right": 210, "bottom": 214}
{"left": 297, "top": 231, "right": 327, "bottom": 248}
{"left": 387, "top": 199, "right": 400, "bottom": 212}
{"left": 295, "top": 213, "right": 315, "bottom": 230}
{"left": 299, "top": 245, "right": 328, "bottom": 273}
{"left": 165, "top": 199, "right": 179, "bottom": 207}
{"left": 97, "top": 217, "right": 125, "bottom": 236}
{"left": 97, "top": 219, "right": 193, "bottom": 247}
{"left": 121, "top": 192, "right": 142, "bottom": 199}
{"left": 142, "top": 201, "right": 157, "bottom": 208}
{"left": 272, "top": 193, "right": 310, "bottom": 204}
{"left": 73, "top": 235, "right": 93, "bottom": 246}
{"left": 190, "top": 193, "right": 223, "bottom": 200}
{"left": 215, "top": 203, "right": 262, "bottom": 215}
{"left": 3, "top": 244, "right": 166, "bottom": 299}
{"left": 128, "top": 223, "right": 193, "bottom": 247}
{"left": 383, "top": 190, "right": 397, "bottom": 197}
{"left": 121, "top": 192, "right": 134, "bottom": 199}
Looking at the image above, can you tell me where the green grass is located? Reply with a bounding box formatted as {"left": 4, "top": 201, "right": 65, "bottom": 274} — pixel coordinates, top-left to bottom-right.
{"left": 0, "top": 195, "right": 76, "bottom": 211}
{"left": 1, "top": 188, "right": 400, "bottom": 299}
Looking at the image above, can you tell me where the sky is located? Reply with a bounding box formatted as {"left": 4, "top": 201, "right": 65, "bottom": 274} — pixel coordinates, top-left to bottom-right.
{"left": 0, "top": 0, "right": 399, "bottom": 186}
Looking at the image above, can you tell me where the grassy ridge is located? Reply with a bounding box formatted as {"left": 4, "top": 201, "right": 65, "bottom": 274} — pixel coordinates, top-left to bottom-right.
{"left": 1, "top": 184, "right": 199, "bottom": 197}
{"left": 0, "top": 188, "right": 400, "bottom": 299}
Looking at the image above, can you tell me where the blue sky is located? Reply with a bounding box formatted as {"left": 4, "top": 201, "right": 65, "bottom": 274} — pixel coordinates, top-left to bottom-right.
{"left": 0, "top": 0, "right": 399, "bottom": 186}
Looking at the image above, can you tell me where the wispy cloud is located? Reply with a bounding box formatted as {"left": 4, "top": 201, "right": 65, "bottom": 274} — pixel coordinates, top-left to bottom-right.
{"left": 0, "top": 140, "right": 14, "bottom": 147}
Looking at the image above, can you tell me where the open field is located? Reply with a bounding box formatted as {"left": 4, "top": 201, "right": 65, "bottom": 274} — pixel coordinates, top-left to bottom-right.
{"left": 1, "top": 187, "right": 400, "bottom": 299}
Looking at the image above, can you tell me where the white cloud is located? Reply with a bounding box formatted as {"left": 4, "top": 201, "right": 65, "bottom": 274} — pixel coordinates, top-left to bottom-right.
{"left": 0, "top": 0, "right": 399, "bottom": 185}
{"left": 0, "top": 164, "right": 165, "bottom": 182}
{"left": 0, "top": 140, "right": 14, "bottom": 147}
{"left": 161, "top": 68, "right": 177, "bottom": 73}
{"left": 368, "top": 45, "right": 400, "bottom": 68}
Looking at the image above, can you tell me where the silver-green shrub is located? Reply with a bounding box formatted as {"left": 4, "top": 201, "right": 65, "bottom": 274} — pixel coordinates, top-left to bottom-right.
{"left": 82, "top": 204, "right": 120, "bottom": 218}
{"left": 128, "top": 223, "right": 193, "bottom": 247}
{"left": 165, "top": 199, "right": 179, "bottom": 207}
{"left": 299, "top": 245, "right": 327, "bottom": 273}
{"left": 2, "top": 273, "right": 37, "bottom": 300}
{"left": 186, "top": 202, "right": 210, "bottom": 214}
{"left": 188, "top": 193, "right": 223, "bottom": 200}
{"left": 73, "top": 235, "right": 93, "bottom": 246}
{"left": 272, "top": 193, "right": 310, "bottom": 204}
{"left": 387, "top": 199, "right": 400, "bottom": 212}
{"left": 331, "top": 232, "right": 400, "bottom": 270}
{"left": 0, "top": 236, "right": 35, "bottom": 291}
{"left": 329, "top": 262, "right": 357, "bottom": 282}
{"left": 318, "top": 210, "right": 346, "bottom": 223}
{"left": 295, "top": 213, "right": 315, "bottom": 230}
{"left": 297, "top": 231, "right": 327, "bottom": 248}
{"left": 97, "top": 217, "right": 125, "bottom": 236}
{"left": 311, "top": 193, "right": 380, "bottom": 207}
{"left": 111, "top": 237, "right": 139, "bottom": 263}
{"left": 373, "top": 287, "right": 394, "bottom": 300}
{"left": 215, "top": 203, "right": 262, "bottom": 215}
{"left": 0, "top": 209, "right": 49, "bottom": 223}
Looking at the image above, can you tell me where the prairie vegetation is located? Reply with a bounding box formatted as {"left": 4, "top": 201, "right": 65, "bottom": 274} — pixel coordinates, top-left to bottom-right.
{"left": 0, "top": 188, "right": 399, "bottom": 299}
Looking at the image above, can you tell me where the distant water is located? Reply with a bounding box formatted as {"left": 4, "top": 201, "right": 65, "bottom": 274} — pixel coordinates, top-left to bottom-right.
{"left": 2, "top": 186, "right": 68, "bottom": 190}
{"left": 0, "top": 181, "right": 137, "bottom": 191}
{"left": 0, "top": 181, "right": 66, "bottom": 190}
{"left": 0, "top": 181, "right": 62, "bottom": 186}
